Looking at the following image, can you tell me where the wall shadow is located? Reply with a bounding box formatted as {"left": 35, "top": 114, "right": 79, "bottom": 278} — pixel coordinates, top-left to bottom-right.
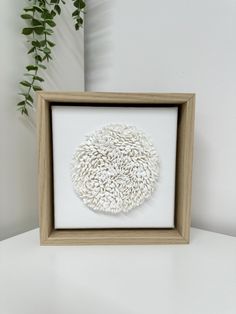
{"left": 84, "top": 0, "right": 113, "bottom": 90}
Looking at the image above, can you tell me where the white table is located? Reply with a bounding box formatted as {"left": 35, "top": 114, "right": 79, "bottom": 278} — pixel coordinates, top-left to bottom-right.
{"left": 0, "top": 228, "right": 235, "bottom": 314}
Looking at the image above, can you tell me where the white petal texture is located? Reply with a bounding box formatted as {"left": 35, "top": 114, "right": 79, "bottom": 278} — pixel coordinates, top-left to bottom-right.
{"left": 71, "top": 124, "right": 160, "bottom": 214}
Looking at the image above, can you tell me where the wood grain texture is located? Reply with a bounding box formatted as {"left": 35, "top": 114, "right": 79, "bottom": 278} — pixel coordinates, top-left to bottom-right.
{"left": 37, "top": 94, "right": 54, "bottom": 244}
{"left": 175, "top": 95, "right": 195, "bottom": 242}
{"left": 37, "top": 92, "right": 195, "bottom": 245}
{"left": 37, "top": 91, "right": 193, "bottom": 104}
{"left": 45, "top": 229, "right": 185, "bottom": 245}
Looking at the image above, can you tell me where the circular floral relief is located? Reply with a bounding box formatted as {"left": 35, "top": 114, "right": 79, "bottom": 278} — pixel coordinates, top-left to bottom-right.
{"left": 71, "top": 124, "right": 160, "bottom": 214}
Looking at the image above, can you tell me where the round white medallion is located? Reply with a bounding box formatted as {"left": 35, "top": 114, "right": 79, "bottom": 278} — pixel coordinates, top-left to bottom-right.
{"left": 71, "top": 124, "right": 159, "bottom": 214}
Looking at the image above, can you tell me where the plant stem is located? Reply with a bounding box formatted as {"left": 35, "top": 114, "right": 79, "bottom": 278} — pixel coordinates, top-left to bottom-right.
{"left": 18, "top": 0, "right": 85, "bottom": 116}
{"left": 22, "top": 5, "right": 40, "bottom": 114}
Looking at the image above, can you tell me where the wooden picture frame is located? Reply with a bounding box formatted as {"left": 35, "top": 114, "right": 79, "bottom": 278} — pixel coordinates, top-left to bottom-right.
{"left": 37, "top": 92, "right": 195, "bottom": 245}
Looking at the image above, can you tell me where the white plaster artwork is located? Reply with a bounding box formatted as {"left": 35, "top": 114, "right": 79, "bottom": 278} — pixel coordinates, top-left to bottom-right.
{"left": 71, "top": 124, "right": 160, "bottom": 214}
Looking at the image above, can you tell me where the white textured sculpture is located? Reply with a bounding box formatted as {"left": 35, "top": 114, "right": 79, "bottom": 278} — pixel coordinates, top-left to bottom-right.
{"left": 71, "top": 124, "right": 159, "bottom": 214}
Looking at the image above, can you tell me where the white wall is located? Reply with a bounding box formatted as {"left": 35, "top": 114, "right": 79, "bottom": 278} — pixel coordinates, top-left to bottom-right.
{"left": 85, "top": 0, "right": 236, "bottom": 236}
{"left": 0, "top": 0, "right": 84, "bottom": 240}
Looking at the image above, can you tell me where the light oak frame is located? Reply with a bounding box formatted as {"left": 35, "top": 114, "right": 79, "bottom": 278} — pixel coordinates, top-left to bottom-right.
{"left": 37, "top": 92, "right": 195, "bottom": 245}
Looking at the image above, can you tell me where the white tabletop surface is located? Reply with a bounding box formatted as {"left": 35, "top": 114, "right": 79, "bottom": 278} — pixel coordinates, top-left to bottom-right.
{"left": 0, "top": 228, "right": 236, "bottom": 314}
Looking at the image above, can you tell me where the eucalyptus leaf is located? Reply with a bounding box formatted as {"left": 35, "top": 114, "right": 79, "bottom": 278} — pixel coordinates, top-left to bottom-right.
{"left": 24, "top": 73, "right": 35, "bottom": 77}
{"left": 33, "top": 85, "right": 43, "bottom": 91}
{"left": 22, "top": 28, "right": 33, "bottom": 35}
{"left": 21, "top": 14, "right": 32, "bottom": 19}
{"left": 32, "top": 19, "right": 42, "bottom": 26}
{"left": 26, "top": 65, "right": 38, "bottom": 71}
{"left": 45, "top": 19, "right": 56, "bottom": 27}
{"left": 22, "top": 108, "right": 29, "bottom": 116}
{"left": 34, "top": 26, "right": 44, "bottom": 35}
{"left": 27, "top": 94, "right": 33, "bottom": 102}
{"left": 34, "top": 76, "right": 44, "bottom": 82}
{"left": 43, "top": 47, "right": 51, "bottom": 53}
{"left": 80, "top": 0, "right": 85, "bottom": 9}
{"left": 47, "top": 40, "right": 55, "bottom": 47}
{"left": 27, "top": 47, "right": 35, "bottom": 54}
{"left": 73, "top": 0, "right": 85, "bottom": 9}
{"left": 35, "top": 55, "right": 43, "bottom": 62}
{"left": 17, "top": 101, "right": 26, "bottom": 107}
{"left": 43, "top": 54, "right": 52, "bottom": 61}
{"left": 73, "top": 0, "right": 80, "bottom": 8}
{"left": 51, "top": 10, "right": 57, "bottom": 17}
{"left": 54, "top": 5, "right": 61, "bottom": 15}
{"left": 23, "top": 7, "right": 34, "bottom": 12}
{"left": 72, "top": 10, "right": 79, "bottom": 17}
{"left": 33, "top": 5, "right": 43, "bottom": 13}
{"left": 41, "top": 11, "right": 53, "bottom": 19}
{"left": 20, "top": 80, "right": 31, "bottom": 87}
{"left": 32, "top": 40, "right": 41, "bottom": 47}
{"left": 40, "top": 40, "right": 47, "bottom": 46}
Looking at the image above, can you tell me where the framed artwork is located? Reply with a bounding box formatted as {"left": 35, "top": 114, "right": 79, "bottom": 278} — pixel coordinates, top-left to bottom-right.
{"left": 37, "top": 92, "right": 195, "bottom": 245}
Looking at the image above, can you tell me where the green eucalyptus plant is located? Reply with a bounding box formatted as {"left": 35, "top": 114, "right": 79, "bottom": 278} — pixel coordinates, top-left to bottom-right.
{"left": 18, "top": 0, "right": 85, "bottom": 116}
